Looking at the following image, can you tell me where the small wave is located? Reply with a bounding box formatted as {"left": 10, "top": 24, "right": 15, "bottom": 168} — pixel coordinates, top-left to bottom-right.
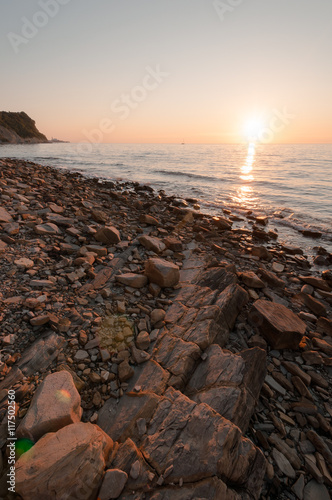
{"left": 154, "top": 169, "right": 217, "bottom": 182}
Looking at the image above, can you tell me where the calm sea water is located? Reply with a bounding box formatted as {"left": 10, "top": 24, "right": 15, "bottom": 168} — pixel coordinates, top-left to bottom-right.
{"left": 1, "top": 142, "right": 331, "bottom": 257}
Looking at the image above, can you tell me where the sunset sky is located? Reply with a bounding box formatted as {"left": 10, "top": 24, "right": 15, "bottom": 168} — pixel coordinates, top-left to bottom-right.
{"left": 1, "top": 0, "right": 332, "bottom": 144}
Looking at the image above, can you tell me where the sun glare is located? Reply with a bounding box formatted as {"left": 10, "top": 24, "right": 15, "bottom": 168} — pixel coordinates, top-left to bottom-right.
{"left": 243, "top": 117, "right": 265, "bottom": 141}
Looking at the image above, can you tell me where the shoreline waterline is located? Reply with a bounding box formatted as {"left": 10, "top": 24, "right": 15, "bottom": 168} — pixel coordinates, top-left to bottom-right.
{"left": 1, "top": 142, "right": 332, "bottom": 259}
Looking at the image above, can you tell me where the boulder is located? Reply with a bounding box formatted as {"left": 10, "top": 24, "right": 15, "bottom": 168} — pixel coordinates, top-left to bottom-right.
{"left": 94, "top": 226, "right": 121, "bottom": 245}
{"left": 145, "top": 258, "right": 180, "bottom": 288}
{"left": 17, "top": 371, "right": 82, "bottom": 441}
{"left": 250, "top": 299, "right": 306, "bottom": 349}
{"left": 16, "top": 422, "right": 113, "bottom": 500}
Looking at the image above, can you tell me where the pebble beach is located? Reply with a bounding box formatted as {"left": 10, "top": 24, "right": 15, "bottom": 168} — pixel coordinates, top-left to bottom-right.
{"left": 0, "top": 157, "right": 331, "bottom": 500}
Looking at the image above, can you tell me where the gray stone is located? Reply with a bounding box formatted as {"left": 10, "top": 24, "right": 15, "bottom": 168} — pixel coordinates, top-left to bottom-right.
{"left": 98, "top": 469, "right": 128, "bottom": 500}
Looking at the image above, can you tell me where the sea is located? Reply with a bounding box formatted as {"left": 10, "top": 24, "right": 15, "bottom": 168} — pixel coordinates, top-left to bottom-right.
{"left": 1, "top": 142, "right": 331, "bottom": 260}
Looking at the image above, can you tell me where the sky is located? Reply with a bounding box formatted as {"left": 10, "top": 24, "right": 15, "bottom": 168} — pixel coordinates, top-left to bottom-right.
{"left": 1, "top": 0, "right": 332, "bottom": 144}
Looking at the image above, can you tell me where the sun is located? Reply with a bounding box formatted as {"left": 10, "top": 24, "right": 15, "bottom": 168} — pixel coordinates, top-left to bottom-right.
{"left": 243, "top": 116, "right": 265, "bottom": 141}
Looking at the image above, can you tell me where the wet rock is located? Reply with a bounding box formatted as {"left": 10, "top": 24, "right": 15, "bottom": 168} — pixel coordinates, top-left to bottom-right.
{"left": 250, "top": 299, "right": 306, "bottom": 349}
{"left": 17, "top": 371, "right": 82, "bottom": 441}
{"left": 16, "top": 423, "right": 112, "bottom": 500}
{"left": 145, "top": 258, "right": 180, "bottom": 288}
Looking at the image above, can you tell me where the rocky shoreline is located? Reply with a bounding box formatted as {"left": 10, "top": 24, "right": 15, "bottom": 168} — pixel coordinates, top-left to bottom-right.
{"left": 0, "top": 157, "right": 331, "bottom": 500}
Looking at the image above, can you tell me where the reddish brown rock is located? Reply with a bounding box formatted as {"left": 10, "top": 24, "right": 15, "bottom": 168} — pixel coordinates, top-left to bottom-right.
{"left": 16, "top": 423, "right": 112, "bottom": 500}
{"left": 138, "top": 235, "right": 166, "bottom": 254}
{"left": 240, "top": 271, "right": 264, "bottom": 288}
{"left": 145, "top": 258, "right": 180, "bottom": 288}
{"left": 141, "top": 388, "right": 266, "bottom": 498}
{"left": 257, "top": 268, "right": 285, "bottom": 288}
{"left": 292, "top": 292, "right": 327, "bottom": 317}
{"left": 186, "top": 346, "right": 266, "bottom": 432}
{"left": 316, "top": 317, "right": 332, "bottom": 337}
{"left": 139, "top": 214, "right": 159, "bottom": 225}
{"left": 116, "top": 273, "right": 148, "bottom": 289}
{"left": 299, "top": 275, "right": 331, "bottom": 292}
{"left": 0, "top": 206, "right": 13, "bottom": 223}
{"left": 250, "top": 299, "right": 306, "bottom": 349}
{"left": 17, "top": 371, "right": 82, "bottom": 441}
{"left": 98, "top": 392, "right": 160, "bottom": 442}
{"left": 35, "top": 222, "right": 61, "bottom": 235}
{"left": 94, "top": 226, "right": 121, "bottom": 245}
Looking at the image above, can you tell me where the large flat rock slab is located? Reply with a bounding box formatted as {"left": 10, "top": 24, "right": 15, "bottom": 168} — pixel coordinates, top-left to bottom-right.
{"left": 141, "top": 388, "right": 266, "bottom": 498}
{"left": 250, "top": 299, "right": 306, "bottom": 349}
{"left": 185, "top": 346, "right": 266, "bottom": 432}
{"left": 97, "top": 392, "right": 160, "bottom": 442}
{"left": 16, "top": 422, "right": 113, "bottom": 500}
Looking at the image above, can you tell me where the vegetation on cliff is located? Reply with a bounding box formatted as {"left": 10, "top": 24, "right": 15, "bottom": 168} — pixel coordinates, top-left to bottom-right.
{"left": 0, "top": 111, "right": 48, "bottom": 143}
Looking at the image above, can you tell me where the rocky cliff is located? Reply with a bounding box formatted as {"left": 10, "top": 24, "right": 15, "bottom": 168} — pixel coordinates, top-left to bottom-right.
{"left": 0, "top": 111, "right": 48, "bottom": 144}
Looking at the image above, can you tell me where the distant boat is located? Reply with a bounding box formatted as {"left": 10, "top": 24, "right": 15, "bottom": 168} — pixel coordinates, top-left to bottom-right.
{"left": 181, "top": 139, "right": 185, "bottom": 145}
